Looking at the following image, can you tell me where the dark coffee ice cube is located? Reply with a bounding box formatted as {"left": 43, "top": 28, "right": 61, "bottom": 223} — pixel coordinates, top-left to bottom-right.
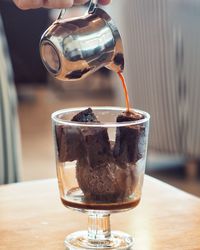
{"left": 116, "top": 111, "right": 144, "bottom": 123}
{"left": 55, "top": 126, "right": 84, "bottom": 162}
{"left": 56, "top": 108, "right": 98, "bottom": 162}
{"left": 81, "top": 127, "right": 111, "bottom": 168}
{"left": 113, "top": 111, "right": 145, "bottom": 165}
{"left": 72, "top": 108, "right": 98, "bottom": 123}
{"left": 72, "top": 108, "right": 111, "bottom": 168}
{"left": 114, "top": 126, "right": 142, "bottom": 164}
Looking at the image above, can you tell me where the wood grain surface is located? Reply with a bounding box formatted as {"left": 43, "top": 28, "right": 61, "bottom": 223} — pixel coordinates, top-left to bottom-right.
{"left": 0, "top": 176, "right": 200, "bottom": 250}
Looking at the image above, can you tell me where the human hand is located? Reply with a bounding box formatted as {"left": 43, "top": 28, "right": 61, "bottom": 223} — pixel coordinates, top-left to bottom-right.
{"left": 13, "top": 0, "right": 111, "bottom": 10}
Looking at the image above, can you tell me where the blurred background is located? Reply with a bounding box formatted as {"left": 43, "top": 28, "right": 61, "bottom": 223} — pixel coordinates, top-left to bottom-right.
{"left": 0, "top": 0, "right": 200, "bottom": 196}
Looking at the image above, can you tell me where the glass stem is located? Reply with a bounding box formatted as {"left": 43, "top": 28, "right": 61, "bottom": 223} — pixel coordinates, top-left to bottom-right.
{"left": 88, "top": 213, "right": 111, "bottom": 243}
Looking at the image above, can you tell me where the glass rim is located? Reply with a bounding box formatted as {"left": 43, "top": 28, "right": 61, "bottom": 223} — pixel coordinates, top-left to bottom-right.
{"left": 51, "top": 106, "right": 150, "bottom": 128}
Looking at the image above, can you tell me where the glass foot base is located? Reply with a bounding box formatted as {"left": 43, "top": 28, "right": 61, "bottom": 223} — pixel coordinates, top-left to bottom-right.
{"left": 65, "top": 230, "right": 134, "bottom": 250}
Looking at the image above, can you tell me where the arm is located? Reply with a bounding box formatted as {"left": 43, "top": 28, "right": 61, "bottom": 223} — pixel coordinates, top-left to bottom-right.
{"left": 13, "top": 0, "right": 111, "bottom": 10}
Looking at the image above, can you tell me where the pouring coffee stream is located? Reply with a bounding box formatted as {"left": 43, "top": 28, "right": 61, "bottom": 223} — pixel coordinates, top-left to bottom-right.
{"left": 117, "top": 72, "right": 130, "bottom": 112}
{"left": 40, "top": 0, "right": 133, "bottom": 112}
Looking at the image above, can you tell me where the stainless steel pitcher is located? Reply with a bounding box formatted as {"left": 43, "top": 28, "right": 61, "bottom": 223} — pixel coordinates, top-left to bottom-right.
{"left": 40, "top": 0, "right": 124, "bottom": 81}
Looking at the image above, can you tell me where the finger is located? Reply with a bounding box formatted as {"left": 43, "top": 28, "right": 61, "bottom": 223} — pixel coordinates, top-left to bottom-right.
{"left": 99, "top": 0, "right": 111, "bottom": 5}
{"left": 43, "top": 0, "right": 74, "bottom": 9}
{"left": 13, "top": 0, "right": 42, "bottom": 10}
{"left": 74, "top": 0, "right": 89, "bottom": 5}
{"left": 13, "top": 0, "right": 74, "bottom": 10}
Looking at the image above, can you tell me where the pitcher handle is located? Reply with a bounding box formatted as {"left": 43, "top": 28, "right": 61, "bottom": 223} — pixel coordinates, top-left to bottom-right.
{"left": 57, "top": 0, "right": 98, "bottom": 20}
{"left": 88, "top": 0, "right": 98, "bottom": 14}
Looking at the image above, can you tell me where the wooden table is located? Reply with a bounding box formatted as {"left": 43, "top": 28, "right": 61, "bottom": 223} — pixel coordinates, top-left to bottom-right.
{"left": 0, "top": 176, "right": 200, "bottom": 250}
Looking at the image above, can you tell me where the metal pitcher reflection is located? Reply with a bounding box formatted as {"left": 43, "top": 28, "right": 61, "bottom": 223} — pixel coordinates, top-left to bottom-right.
{"left": 40, "top": 0, "right": 124, "bottom": 81}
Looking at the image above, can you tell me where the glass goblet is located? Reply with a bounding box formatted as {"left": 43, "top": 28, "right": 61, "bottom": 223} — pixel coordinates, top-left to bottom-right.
{"left": 52, "top": 107, "right": 150, "bottom": 250}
